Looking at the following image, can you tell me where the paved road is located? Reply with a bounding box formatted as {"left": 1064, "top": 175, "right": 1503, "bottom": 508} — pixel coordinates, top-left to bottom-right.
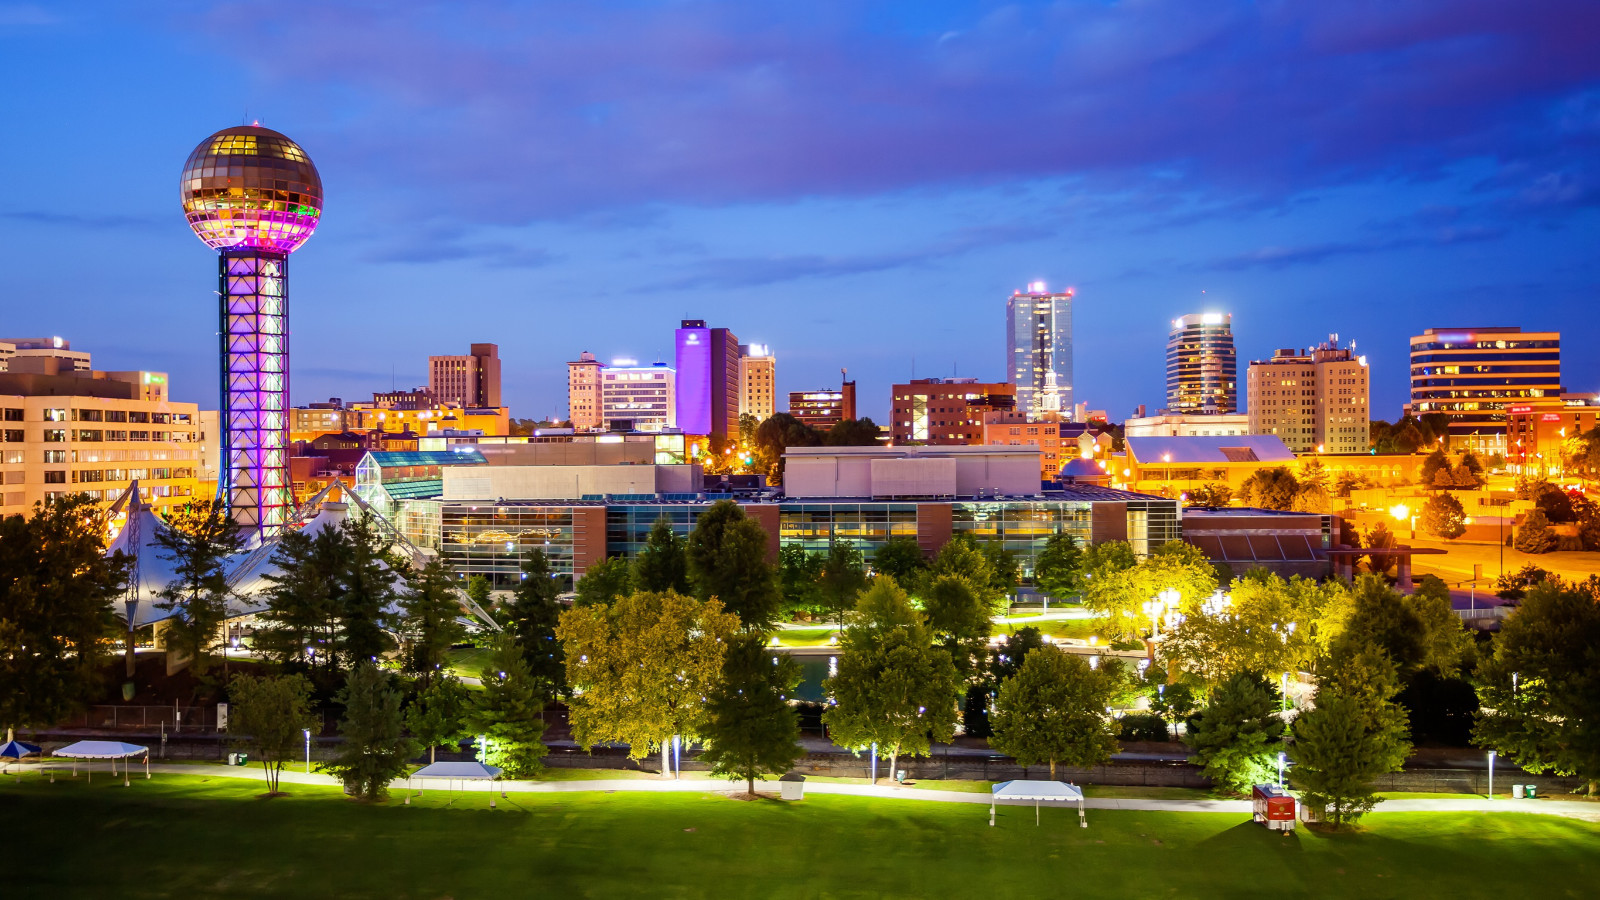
{"left": 70, "top": 763, "right": 1599, "bottom": 820}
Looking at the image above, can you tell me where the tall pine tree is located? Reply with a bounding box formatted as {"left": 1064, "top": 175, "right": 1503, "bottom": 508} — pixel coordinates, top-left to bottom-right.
{"left": 467, "top": 632, "right": 549, "bottom": 778}
{"left": 700, "top": 633, "right": 804, "bottom": 796}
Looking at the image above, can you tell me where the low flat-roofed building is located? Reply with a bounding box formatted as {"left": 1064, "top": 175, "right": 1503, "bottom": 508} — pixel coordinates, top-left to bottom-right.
{"left": 1180, "top": 507, "right": 1334, "bottom": 580}
{"left": 1120, "top": 434, "right": 1297, "bottom": 497}
{"left": 783, "top": 445, "right": 1043, "bottom": 500}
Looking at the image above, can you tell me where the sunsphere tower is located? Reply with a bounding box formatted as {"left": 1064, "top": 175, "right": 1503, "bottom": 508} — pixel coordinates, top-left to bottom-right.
{"left": 180, "top": 125, "right": 323, "bottom": 537}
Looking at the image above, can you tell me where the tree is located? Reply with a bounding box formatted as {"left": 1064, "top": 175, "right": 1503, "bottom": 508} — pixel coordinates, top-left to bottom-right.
{"left": 333, "top": 514, "right": 401, "bottom": 668}
{"left": 1496, "top": 564, "right": 1554, "bottom": 602}
{"left": 405, "top": 673, "right": 469, "bottom": 765}
{"left": 1291, "top": 649, "right": 1411, "bottom": 826}
{"left": 818, "top": 539, "right": 869, "bottom": 626}
{"left": 1419, "top": 447, "right": 1450, "bottom": 485}
{"left": 1185, "top": 672, "right": 1284, "bottom": 795}
{"left": 990, "top": 626, "right": 1046, "bottom": 684}
{"left": 574, "top": 557, "right": 632, "bottom": 608}
{"left": 465, "top": 575, "right": 494, "bottom": 616}
{"left": 1150, "top": 678, "right": 1200, "bottom": 741}
{"left": 1163, "top": 570, "right": 1343, "bottom": 687}
{"left": 753, "top": 413, "right": 824, "bottom": 482}
{"left": 398, "top": 558, "right": 467, "bottom": 682}
{"left": 990, "top": 645, "right": 1118, "bottom": 779}
{"left": 1186, "top": 482, "right": 1232, "bottom": 507}
{"left": 559, "top": 590, "right": 738, "bottom": 775}
{"left": 322, "top": 664, "right": 417, "bottom": 800}
{"left": 1363, "top": 522, "right": 1398, "bottom": 575}
{"left": 778, "top": 545, "right": 825, "bottom": 618}
{"left": 1292, "top": 483, "right": 1331, "bottom": 513}
{"left": 686, "top": 500, "right": 782, "bottom": 632}
{"left": 466, "top": 632, "right": 550, "bottom": 778}
{"left": 1083, "top": 541, "right": 1219, "bottom": 642}
{"left": 632, "top": 517, "right": 691, "bottom": 594}
{"left": 1033, "top": 533, "right": 1086, "bottom": 601}
{"left": 1421, "top": 492, "right": 1466, "bottom": 539}
{"left": 1513, "top": 509, "right": 1558, "bottom": 554}
{"left": 154, "top": 498, "right": 242, "bottom": 675}
{"left": 870, "top": 537, "right": 926, "bottom": 587}
{"left": 1473, "top": 580, "right": 1600, "bottom": 795}
{"left": 1240, "top": 467, "right": 1299, "bottom": 510}
{"left": 255, "top": 525, "right": 344, "bottom": 690}
{"left": 824, "top": 417, "right": 882, "bottom": 447}
{"left": 823, "top": 577, "right": 960, "bottom": 783}
{"left": 0, "top": 495, "right": 125, "bottom": 730}
{"left": 502, "top": 550, "right": 567, "bottom": 697}
{"left": 228, "top": 672, "right": 316, "bottom": 796}
{"left": 699, "top": 633, "right": 803, "bottom": 796}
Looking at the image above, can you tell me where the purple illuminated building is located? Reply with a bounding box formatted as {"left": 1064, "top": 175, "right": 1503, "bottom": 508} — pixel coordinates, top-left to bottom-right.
{"left": 181, "top": 125, "right": 323, "bottom": 537}
{"left": 674, "top": 319, "right": 740, "bottom": 442}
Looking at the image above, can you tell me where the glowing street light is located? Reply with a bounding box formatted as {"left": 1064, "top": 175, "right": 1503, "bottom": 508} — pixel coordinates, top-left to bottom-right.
{"left": 304, "top": 728, "right": 311, "bottom": 774}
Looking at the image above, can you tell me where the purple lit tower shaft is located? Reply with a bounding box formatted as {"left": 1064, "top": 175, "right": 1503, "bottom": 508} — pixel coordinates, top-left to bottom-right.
{"left": 219, "top": 250, "right": 290, "bottom": 534}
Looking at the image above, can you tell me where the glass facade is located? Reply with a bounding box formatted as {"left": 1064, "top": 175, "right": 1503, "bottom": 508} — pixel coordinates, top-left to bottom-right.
{"left": 778, "top": 502, "right": 918, "bottom": 554}
{"left": 1166, "top": 313, "right": 1238, "bottom": 414}
{"left": 1006, "top": 287, "right": 1074, "bottom": 419}
{"left": 437, "top": 503, "right": 579, "bottom": 588}
{"left": 606, "top": 504, "right": 703, "bottom": 558}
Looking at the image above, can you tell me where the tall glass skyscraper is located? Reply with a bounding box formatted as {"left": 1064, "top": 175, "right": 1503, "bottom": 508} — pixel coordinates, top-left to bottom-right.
{"left": 1166, "top": 313, "right": 1237, "bottom": 414}
{"left": 1006, "top": 282, "right": 1074, "bottom": 419}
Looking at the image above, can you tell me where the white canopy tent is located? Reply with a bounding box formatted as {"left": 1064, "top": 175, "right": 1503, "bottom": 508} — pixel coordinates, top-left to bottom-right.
{"left": 989, "top": 780, "right": 1087, "bottom": 828}
{"left": 53, "top": 740, "right": 150, "bottom": 786}
{"left": 407, "top": 760, "right": 504, "bottom": 807}
{"left": 104, "top": 483, "right": 184, "bottom": 629}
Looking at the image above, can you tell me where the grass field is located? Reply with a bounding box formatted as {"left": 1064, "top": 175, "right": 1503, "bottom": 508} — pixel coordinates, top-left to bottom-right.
{"left": 7, "top": 775, "right": 1599, "bottom": 899}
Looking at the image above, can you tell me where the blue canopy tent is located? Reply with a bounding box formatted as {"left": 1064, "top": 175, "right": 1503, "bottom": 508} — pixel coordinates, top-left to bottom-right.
{"left": 1, "top": 729, "right": 41, "bottom": 782}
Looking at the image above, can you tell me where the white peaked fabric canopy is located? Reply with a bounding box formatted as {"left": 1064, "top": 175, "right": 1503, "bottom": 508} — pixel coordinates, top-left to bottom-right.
{"left": 53, "top": 741, "right": 151, "bottom": 786}
{"left": 228, "top": 500, "right": 358, "bottom": 612}
{"left": 105, "top": 484, "right": 184, "bottom": 628}
{"left": 990, "top": 780, "right": 1088, "bottom": 828}
{"left": 406, "top": 761, "right": 505, "bottom": 807}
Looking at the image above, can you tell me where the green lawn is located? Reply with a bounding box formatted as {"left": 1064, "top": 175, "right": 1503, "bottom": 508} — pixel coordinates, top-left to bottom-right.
{"left": 445, "top": 646, "right": 493, "bottom": 680}
{"left": 7, "top": 775, "right": 1599, "bottom": 899}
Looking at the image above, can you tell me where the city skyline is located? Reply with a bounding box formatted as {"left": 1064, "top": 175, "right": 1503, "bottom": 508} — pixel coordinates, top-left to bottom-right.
{"left": 2, "top": 2, "right": 1597, "bottom": 425}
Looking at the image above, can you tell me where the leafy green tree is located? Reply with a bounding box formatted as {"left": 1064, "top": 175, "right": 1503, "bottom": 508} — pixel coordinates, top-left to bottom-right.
{"left": 228, "top": 672, "right": 316, "bottom": 796}
{"left": 1335, "top": 575, "right": 1471, "bottom": 677}
{"left": 1240, "top": 467, "right": 1299, "bottom": 510}
{"left": 1419, "top": 447, "right": 1450, "bottom": 485}
{"left": 406, "top": 673, "right": 469, "bottom": 765}
{"left": 559, "top": 591, "right": 738, "bottom": 775}
{"left": 622, "top": 517, "right": 690, "bottom": 593}
{"left": 1495, "top": 564, "right": 1553, "bottom": 602}
{"left": 1032, "top": 532, "right": 1085, "bottom": 601}
{"left": 920, "top": 573, "right": 993, "bottom": 736}
{"left": 1421, "top": 492, "right": 1467, "bottom": 539}
{"left": 154, "top": 498, "right": 242, "bottom": 675}
{"left": 981, "top": 542, "right": 1020, "bottom": 606}
{"left": 990, "top": 645, "right": 1119, "bottom": 779}
{"left": 1185, "top": 482, "right": 1233, "bottom": 507}
{"left": 1163, "top": 570, "right": 1346, "bottom": 686}
{"left": 503, "top": 550, "right": 567, "bottom": 698}
{"left": 823, "top": 417, "right": 883, "bottom": 447}
{"left": 1150, "top": 678, "right": 1200, "bottom": 741}
{"left": 1292, "top": 648, "right": 1412, "bottom": 826}
{"left": 1473, "top": 580, "right": 1600, "bottom": 795}
{"left": 687, "top": 500, "right": 782, "bottom": 632}
{"left": 1292, "top": 482, "right": 1331, "bottom": 513}
{"left": 929, "top": 536, "right": 994, "bottom": 597}
{"left": 1363, "top": 522, "right": 1399, "bottom": 575}
{"left": 824, "top": 577, "right": 960, "bottom": 783}
{"left": 990, "top": 626, "right": 1047, "bottom": 684}
{"left": 398, "top": 558, "right": 467, "bottom": 683}
{"left": 255, "top": 525, "right": 344, "bottom": 690}
{"left": 322, "top": 664, "right": 417, "bottom": 800}
{"left": 1185, "top": 672, "right": 1284, "bottom": 795}
{"left": 818, "top": 539, "right": 869, "bottom": 626}
{"left": 1513, "top": 509, "right": 1558, "bottom": 554}
{"left": 700, "top": 633, "right": 804, "bottom": 796}
{"left": 1083, "top": 541, "right": 1219, "bottom": 642}
{"left": 466, "top": 632, "right": 550, "bottom": 778}
{"left": 465, "top": 575, "right": 494, "bottom": 615}
{"left": 575, "top": 557, "right": 633, "bottom": 608}
{"left": 0, "top": 495, "right": 125, "bottom": 730}
{"left": 869, "top": 537, "right": 926, "bottom": 587}
{"left": 778, "top": 545, "right": 825, "bottom": 618}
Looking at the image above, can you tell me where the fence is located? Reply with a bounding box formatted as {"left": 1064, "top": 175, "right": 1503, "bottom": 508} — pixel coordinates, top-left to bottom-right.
{"left": 56, "top": 705, "right": 335, "bottom": 735}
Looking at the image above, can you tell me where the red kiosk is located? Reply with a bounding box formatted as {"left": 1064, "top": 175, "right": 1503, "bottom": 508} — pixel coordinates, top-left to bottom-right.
{"left": 1252, "top": 784, "right": 1296, "bottom": 832}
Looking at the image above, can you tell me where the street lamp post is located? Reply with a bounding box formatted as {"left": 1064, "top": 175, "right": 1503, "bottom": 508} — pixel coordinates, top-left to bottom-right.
{"left": 1487, "top": 750, "right": 1496, "bottom": 800}
{"left": 1277, "top": 751, "right": 1286, "bottom": 788}
{"left": 304, "top": 728, "right": 311, "bottom": 774}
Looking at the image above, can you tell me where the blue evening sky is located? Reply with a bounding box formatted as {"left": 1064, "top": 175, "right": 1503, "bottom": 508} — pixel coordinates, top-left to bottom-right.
{"left": 1, "top": 1, "right": 1596, "bottom": 423}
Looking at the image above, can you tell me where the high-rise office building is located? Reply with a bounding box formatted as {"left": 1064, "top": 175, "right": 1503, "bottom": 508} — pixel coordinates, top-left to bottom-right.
{"left": 1247, "top": 337, "right": 1370, "bottom": 454}
{"left": 567, "top": 351, "right": 605, "bottom": 431}
{"left": 1006, "top": 282, "right": 1074, "bottom": 419}
{"left": 1166, "top": 313, "right": 1238, "bottom": 414}
{"left": 1409, "top": 327, "right": 1562, "bottom": 452}
{"left": 738, "top": 344, "right": 776, "bottom": 423}
{"left": 600, "top": 360, "right": 676, "bottom": 432}
{"left": 429, "top": 343, "right": 501, "bottom": 409}
{"left": 789, "top": 380, "right": 857, "bottom": 430}
{"left": 675, "top": 320, "right": 741, "bottom": 442}
{"left": 891, "top": 378, "right": 1016, "bottom": 445}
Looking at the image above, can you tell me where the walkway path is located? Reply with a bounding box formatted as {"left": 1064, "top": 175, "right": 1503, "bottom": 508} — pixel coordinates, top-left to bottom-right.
{"left": 112, "top": 763, "right": 1600, "bottom": 820}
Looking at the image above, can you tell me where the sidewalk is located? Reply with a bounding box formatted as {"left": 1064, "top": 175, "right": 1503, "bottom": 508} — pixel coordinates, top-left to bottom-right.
{"left": 114, "top": 763, "right": 1600, "bottom": 820}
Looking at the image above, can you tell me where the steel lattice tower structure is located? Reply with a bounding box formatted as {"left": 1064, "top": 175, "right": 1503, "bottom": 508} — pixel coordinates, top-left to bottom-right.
{"left": 181, "top": 125, "right": 323, "bottom": 538}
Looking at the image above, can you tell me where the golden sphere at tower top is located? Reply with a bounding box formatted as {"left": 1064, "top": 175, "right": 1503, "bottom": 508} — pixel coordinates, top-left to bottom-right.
{"left": 180, "top": 125, "right": 322, "bottom": 254}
